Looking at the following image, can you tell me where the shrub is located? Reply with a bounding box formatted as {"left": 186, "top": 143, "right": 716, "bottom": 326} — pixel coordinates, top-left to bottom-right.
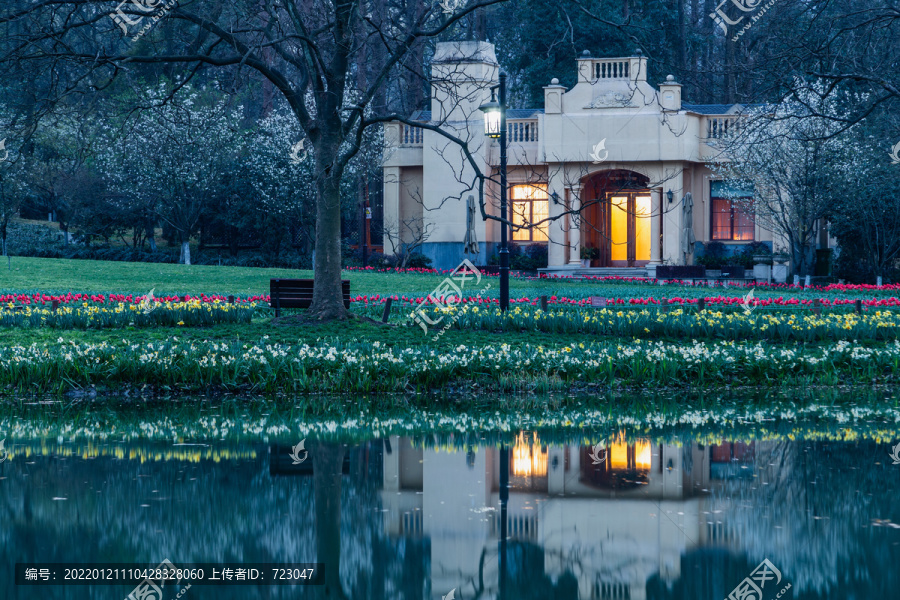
{"left": 404, "top": 252, "right": 433, "bottom": 269}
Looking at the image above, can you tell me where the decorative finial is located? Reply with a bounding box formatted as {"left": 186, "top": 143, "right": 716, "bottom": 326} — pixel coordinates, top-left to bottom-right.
{"left": 550, "top": 77, "right": 559, "bottom": 85}
{"left": 581, "top": 50, "right": 591, "bottom": 58}
{"left": 666, "top": 74, "right": 675, "bottom": 82}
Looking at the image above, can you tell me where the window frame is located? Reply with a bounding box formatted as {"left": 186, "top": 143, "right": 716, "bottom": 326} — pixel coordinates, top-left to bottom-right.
{"left": 510, "top": 183, "right": 549, "bottom": 243}
{"left": 710, "top": 182, "right": 755, "bottom": 242}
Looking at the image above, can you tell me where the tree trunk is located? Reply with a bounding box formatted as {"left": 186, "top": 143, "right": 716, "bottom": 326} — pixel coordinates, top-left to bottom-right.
{"left": 181, "top": 240, "right": 191, "bottom": 265}
{"left": 309, "top": 162, "right": 349, "bottom": 320}
{"left": 313, "top": 444, "right": 348, "bottom": 600}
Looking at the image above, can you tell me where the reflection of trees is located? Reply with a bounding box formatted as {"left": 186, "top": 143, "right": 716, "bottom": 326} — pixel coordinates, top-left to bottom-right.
{"left": 701, "top": 441, "right": 900, "bottom": 597}
{"left": 0, "top": 441, "right": 427, "bottom": 600}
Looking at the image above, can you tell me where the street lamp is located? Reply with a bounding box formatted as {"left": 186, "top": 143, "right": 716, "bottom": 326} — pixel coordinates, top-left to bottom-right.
{"left": 480, "top": 71, "right": 510, "bottom": 311}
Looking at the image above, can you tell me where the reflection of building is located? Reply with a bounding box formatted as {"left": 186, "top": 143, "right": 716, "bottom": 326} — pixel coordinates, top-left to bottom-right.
{"left": 381, "top": 435, "right": 758, "bottom": 599}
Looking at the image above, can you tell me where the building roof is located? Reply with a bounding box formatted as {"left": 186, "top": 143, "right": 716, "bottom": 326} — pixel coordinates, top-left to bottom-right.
{"left": 413, "top": 108, "right": 544, "bottom": 122}
{"left": 682, "top": 103, "right": 741, "bottom": 115}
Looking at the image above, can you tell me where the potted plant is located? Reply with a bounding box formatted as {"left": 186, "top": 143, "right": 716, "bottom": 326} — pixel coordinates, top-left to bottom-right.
{"left": 697, "top": 241, "right": 727, "bottom": 278}
{"left": 772, "top": 247, "right": 790, "bottom": 283}
{"left": 580, "top": 246, "right": 600, "bottom": 268}
{"left": 744, "top": 242, "right": 773, "bottom": 282}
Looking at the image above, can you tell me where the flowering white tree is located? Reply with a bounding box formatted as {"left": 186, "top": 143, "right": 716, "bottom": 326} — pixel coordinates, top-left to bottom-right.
{"left": 1, "top": 0, "right": 508, "bottom": 321}
{"left": 99, "top": 85, "right": 245, "bottom": 265}
{"left": 708, "top": 84, "right": 850, "bottom": 277}
{"left": 825, "top": 121, "right": 900, "bottom": 283}
{"left": 0, "top": 113, "right": 27, "bottom": 258}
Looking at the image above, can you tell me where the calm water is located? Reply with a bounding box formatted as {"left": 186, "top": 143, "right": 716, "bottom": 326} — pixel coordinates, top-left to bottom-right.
{"left": 2, "top": 401, "right": 900, "bottom": 599}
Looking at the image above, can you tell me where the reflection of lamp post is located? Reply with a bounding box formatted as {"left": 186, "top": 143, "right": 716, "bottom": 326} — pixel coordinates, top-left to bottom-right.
{"left": 480, "top": 72, "right": 509, "bottom": 311}
{"left": 499, "top": 444, "right": 509, "bottom": 599}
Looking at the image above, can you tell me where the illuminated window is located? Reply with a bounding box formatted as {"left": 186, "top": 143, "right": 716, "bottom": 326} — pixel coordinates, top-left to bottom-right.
{"left": 512, "top": 432, "right": 548, "bottom": 478}
{"left": 711, "top": 181, "right": 754, "bottom": 241}
{"left": 510, "top": 184, "right": 549, "bottom": 242}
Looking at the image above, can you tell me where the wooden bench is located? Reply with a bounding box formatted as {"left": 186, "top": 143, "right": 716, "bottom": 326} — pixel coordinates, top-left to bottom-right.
{"left": 270, "top": 279, "right": 351, "bottom": 317}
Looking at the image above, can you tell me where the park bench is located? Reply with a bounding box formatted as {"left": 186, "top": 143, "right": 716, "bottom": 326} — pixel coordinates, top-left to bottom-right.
{"left": 269, "top": 278, "right": 351, "bottom": 317}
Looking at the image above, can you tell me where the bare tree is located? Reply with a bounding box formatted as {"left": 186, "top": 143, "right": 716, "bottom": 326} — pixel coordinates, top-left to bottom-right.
{"left": 379, "top": 215, "right": 434, "bottom": 266}
{"left": 0, "top": 0, "right": 507, "bottom": 319}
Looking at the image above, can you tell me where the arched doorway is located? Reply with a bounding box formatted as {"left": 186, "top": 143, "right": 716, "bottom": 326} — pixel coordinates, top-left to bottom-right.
{"left": 582, "top": 170, "right": 653, "bottom": 267}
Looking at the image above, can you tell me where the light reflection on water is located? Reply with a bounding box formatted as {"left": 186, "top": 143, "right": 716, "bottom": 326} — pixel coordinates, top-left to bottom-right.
{"left": 1, "top": 430, "right": 899, "bottom": 599}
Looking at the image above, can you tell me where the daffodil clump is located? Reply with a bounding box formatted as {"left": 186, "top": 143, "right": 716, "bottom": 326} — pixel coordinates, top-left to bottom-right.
{"left": 2, "top": 396, "right": 899, "bottom": 458}
{"left": 404, "top": 304, "right": 900, "bottom": 342}
{"left": 0, "top": 298, "right": 256, "bottom": 329}
{"left": 0, "top": 337, "right": 897, "bottom": 393}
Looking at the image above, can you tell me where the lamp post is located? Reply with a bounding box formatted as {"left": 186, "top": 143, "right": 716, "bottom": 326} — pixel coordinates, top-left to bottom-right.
{"left": 480, "top": 71, "right": 510, "bottom": 312}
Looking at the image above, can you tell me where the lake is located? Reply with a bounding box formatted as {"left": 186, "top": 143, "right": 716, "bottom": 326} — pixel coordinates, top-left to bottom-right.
{"left": 1, "top": 391, "right": 899, "bottom": 599}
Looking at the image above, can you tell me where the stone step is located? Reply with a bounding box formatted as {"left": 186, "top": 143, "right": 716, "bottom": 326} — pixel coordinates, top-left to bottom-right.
{"left": 540, "top": 266, "right": 650, "bottom": 278}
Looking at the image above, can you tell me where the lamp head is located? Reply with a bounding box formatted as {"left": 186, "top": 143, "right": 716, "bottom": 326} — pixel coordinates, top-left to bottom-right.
{"left": 479, "top": 97, "right": 502, "bottom": 139}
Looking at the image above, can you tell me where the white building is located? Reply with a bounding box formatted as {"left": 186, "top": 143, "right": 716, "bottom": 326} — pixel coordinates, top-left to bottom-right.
{"left": 382, "top": 41, "right": 778, "bottom": 275}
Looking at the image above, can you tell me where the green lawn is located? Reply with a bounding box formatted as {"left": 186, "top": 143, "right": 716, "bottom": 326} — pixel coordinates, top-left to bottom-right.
{"left": 0, "top": 256, "right": 880, "bottom": 301}
{"left": 2, "top": 257, "right": 898, "bottom": 397}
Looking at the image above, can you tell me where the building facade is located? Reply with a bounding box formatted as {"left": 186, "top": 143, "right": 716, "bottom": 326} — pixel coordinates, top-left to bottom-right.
{"left": 382, "top": 41, "right": 775, "bottom": 274}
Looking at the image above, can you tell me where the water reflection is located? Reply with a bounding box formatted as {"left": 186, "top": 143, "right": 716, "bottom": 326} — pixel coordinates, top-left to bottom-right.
{"left": 2, "top": 434, "right": 899, "bottom": 599}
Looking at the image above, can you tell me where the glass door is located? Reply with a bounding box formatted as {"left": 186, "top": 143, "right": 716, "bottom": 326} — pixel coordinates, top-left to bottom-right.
{"left": 606, "top": 193, "right": 652, "bottom": 267}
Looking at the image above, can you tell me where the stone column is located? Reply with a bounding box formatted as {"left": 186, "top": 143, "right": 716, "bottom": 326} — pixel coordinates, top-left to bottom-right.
{"left": 547, "top": 165, "right": 567, "bottom": 267}
{"left": 567, "top": 185, "right": 582, "bottom": 265}
{"left": 383, "top": 166, "right": 401, "bottom": 255}
{"left": 649, "top": 188, "right": 662, "bottom": 265}
{"left": 661, "top": 168, "right": 685, "bottom": 265}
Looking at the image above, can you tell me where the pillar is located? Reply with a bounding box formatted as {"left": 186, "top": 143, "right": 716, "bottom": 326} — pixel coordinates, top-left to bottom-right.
{"left": 547, "top": 165, "right": 567, "bottom": 267}
{"left": 649, "top": 188, "right": 661, "bottom": 265}
{"left": 661, "top": 168, "right": 685, "bottom": 265}
{"left": 383, "top": 166, "right": 401, "bottom": 255}
{"left": 567, "top": 185, "right": 582, "bottom": 265}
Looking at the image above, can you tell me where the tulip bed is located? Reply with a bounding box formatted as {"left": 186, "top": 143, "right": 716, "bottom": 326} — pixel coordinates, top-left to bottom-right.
{"left": 0, "top": 298, "right": 257, "bottom": 329}
{"left": 0, "top": 337, "right": 898, "bottom": 394}
{"left": 386, "top": 303, "right": 900, "bottom": 342}
{"left": 352, "top": 292, "right": 900, "bottom": 309}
